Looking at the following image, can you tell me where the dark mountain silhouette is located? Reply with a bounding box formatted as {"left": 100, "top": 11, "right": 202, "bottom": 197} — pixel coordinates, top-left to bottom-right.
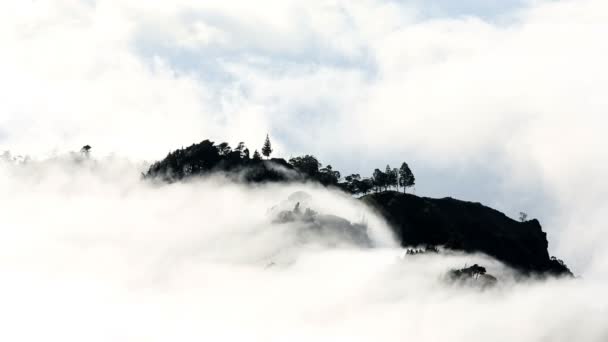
{"left": 362, "top": 191, "right": 572, "bottom": 276}
{"left": 145, "top": 138, "right": 572, "bottom": 277}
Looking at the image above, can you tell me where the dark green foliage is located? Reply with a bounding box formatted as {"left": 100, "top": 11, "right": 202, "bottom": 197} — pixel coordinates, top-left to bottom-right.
{"left": 252, "top": 150, "right": 262, "bottom": 160}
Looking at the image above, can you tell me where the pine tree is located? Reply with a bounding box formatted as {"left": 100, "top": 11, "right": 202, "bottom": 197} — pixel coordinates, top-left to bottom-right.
{"left": 252, "top": 150, "right": 262, "bottom": 160}
{"left": 262, "top": 134, "right": 273, "bottom": 159}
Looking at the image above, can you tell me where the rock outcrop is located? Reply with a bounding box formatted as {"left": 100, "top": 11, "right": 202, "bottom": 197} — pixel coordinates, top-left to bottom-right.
{"left": 361, "top": 191, "right": 572, "bottom": 276}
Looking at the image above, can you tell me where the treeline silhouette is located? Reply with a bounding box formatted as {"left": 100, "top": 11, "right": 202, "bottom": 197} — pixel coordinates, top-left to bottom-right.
{"left": 144, "top": 136, "right": 416, "bottom": 195}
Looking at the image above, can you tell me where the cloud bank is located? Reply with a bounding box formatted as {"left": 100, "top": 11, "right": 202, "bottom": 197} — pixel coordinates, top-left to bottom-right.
{"left": 0, "top": 157, "right": 607, "bottom": 341}
{"left": 1, "top": 1, "right": 608, "bottom": 339}
{"left": 2, "top": 0, "right": 607, "bottom": 274}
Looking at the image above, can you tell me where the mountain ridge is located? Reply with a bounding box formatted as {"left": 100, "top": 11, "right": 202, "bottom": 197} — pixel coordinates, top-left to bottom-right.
{"left": 362, "top": 191, "right": 572, "bottom": 276}
{"left": 144, "top": 139, "right": 572, "bottom": 276}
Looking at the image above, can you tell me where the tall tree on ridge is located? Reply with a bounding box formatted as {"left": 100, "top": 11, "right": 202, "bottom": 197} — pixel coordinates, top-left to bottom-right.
{"left": 398, "top": 162, "right": 415, "bottom": 193}
{"left": 393, "top": 168, "right": 400, "bottom": 191}
{"left": 262, "top": 134, "right": 273, "bottom": 159}
{"left": 385, "top": 164, "right": 397, "bottom": 190}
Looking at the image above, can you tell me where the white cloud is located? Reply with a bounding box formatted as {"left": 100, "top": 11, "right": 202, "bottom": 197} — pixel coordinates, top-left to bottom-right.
{"left": 0, "top": 158, "right": 607, "bottom": 341}
{"left": 1, "top": 0, "right": 608, "bottom": 333}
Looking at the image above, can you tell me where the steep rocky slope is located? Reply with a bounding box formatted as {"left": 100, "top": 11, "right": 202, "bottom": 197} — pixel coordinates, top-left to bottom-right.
{"left": 362, "top": 191, "right": 571, "bottom": 276}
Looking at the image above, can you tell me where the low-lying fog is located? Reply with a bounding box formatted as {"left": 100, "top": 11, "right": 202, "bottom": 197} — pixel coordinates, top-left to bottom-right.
{"left": 1, "top": 156, "right": 606, "bottom": 341}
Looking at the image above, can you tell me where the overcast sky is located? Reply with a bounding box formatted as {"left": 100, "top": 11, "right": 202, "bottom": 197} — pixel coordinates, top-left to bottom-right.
{"left": 1, "top": 0, "right": 608, "bottom": 272}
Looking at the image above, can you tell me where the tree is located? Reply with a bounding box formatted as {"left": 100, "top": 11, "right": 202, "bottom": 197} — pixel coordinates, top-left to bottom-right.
{"left": 234, "top": 142, "right": 247, "bottom": 158}
{"left": 372, "top": 168, "right": 388, "bottom": 192}
{"left": 385, "top": 165, "right": 397, "bottom": 190}
{"left": 344, "top": 174, "right": 360, "bottom": 183}
{"left": 289, "top": 155, "right": 321, "bottom": 176}
{"left": 319, "top": 164, "right": 340, "bottom": 185}
{"left": 217, "top": 142, "right": 231, "bottom": 156}
{"left": 358, "top": 178, "right": 374, "bottom": 195}
{"left": 80, "top": 145, "right": 91, "bottom": 158}
{"left": 393, "top": 168, "right": 399, "bottom": 191}
{"left": 344, "top": 175, "right": 373, "bottom": 195}
{"left": 398, "top": 162, "right": 415, "bottom": 193}
{"left": 343, "top": 174, "right": 361, "bottom": 194}
{"left": 252, "top": 150, "right": 262, "bottom": 160}
{"left": 519, "top": 212, "right": 528, "bottom": 222}
{"left": 262, "top": 134, "right": 273, "bottom": 159}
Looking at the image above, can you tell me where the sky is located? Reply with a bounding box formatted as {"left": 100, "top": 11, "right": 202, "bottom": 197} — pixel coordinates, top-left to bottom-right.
{"left": 1, "top": 0, "right": 608, "bottom": 272}
{"left": 1, "top": 1, "right": 608, "bottom": 341}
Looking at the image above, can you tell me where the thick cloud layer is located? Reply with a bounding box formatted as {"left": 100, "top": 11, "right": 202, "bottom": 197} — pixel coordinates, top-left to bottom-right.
{"left": 2, "top": 1, "right": 608, "bottom": 273}
{"left": 1, "top": 1, "right": 608, "bottom": 339}
{"left": 0, "top": 158, "right": 607, "bottom": 341}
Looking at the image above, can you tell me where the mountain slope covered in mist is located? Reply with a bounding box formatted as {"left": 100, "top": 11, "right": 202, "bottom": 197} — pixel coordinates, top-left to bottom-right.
{"left": 144, "top": 139, "right": 572, "bottom": 276}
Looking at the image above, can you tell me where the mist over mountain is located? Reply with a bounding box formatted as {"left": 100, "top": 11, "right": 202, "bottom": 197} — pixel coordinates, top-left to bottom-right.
{"left": 143, "top": 138, "right": 571, "bottom": 277}
{"left": 0, "top": 152, "right": 604, "bottom": 341}
{"left": 3, "top": 0, "right": 608, "bottom": 341}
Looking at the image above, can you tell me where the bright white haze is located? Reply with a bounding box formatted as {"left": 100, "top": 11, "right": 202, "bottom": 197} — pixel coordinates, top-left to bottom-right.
{"left": 1, "top": 0, "right": 608, "bottom": 340}
{"left": 0, "top": 155, "right": 606, "bottom": 341}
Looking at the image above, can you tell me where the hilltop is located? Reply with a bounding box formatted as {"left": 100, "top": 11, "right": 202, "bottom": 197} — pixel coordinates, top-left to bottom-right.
{"left": 362, "top": 191, "right": 571, "bottom": 276}
{"left": 144, "top": 138, "right": 572, "bottom": 277}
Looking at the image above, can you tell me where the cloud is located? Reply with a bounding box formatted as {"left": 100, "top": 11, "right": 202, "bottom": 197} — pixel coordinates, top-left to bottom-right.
{"left": 0, "top": 157, "right": 607, "bottom": 341}
{"left": 1, "top": 0, "right": 608, "bottom": 314}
